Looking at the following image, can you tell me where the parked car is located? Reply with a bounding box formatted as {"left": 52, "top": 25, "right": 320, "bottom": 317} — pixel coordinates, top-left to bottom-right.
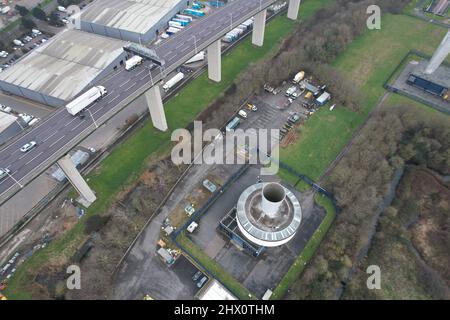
{"left": 20, "top": 141, "right": 37, "bottom": 153}
{"left": 246, "top": 103, "right": 258, "bottom": 111}
{"left": 202, "top": 179, "right": 217, "bottom": 193}
{"left": 197, "top": 276, "right": 208, "bottom": 288}
{"left": 192, "top": 271, "right": 202, "bottom": 281}
{"left": 0, "top": 168, "right": 10, "bottom": 180}
{"left": 184, "top": 204, "right": 195, "bottom": 217}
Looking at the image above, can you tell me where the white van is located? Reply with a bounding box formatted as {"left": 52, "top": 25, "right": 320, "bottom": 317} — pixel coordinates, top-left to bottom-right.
{"left": 0, "top": 168, "right": 10, "bottom": 180}
{"left": 238, "top": 110, "right": 248, "bottom": 118}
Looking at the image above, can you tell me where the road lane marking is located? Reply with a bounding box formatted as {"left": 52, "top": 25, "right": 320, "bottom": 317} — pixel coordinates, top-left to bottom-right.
{"left": 42, "top": 131, "right": 59, "bottom": 143}
{"left": 48, "top": 135, "right": 66, "bottom": 149}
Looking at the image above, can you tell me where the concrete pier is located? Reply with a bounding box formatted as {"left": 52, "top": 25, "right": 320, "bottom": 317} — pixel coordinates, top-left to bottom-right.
{"left": 287, "top": 0, "right": 301, "bottom": 20}
{"left": 425, "top": 30, "right": 450, "bottom": 74}
{"left": 252, "top": 9, "right": 267, "bottom": 47}
{"left": 57, "top": 155, "right": 96, "bottom": 206}
{"left": 144, "top": 84, "right": 168, "bottom": 132}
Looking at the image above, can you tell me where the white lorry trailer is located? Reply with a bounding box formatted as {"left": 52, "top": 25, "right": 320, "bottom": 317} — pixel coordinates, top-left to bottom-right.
{"left": 125, "top": 55, "right": 143, "bottom": 71}
{"left": 66, "top": 86, "right": 107, "bottom": 116}
{"left": 163, "top": 72, "right": 184, "bottom": 92}
{"left": 185, "top": 51, "right": 205, "bottom": 64}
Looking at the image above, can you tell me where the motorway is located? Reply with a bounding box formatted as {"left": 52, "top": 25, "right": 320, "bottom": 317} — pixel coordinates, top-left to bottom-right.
{"left": 0, "top": 0, "right": 277, "bottom": 205}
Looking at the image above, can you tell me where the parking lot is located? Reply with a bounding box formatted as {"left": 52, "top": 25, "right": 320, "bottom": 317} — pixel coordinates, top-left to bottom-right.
{"left": 0, "top": 29, "right": 51, "bottom": 71}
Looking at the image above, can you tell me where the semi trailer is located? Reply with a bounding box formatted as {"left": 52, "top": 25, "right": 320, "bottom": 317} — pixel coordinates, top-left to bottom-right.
{"left": 66, "top": 86, "right": 108, "bottom": 116}
{"left": 125, "top": 55, "right": 144, "bottom": 71}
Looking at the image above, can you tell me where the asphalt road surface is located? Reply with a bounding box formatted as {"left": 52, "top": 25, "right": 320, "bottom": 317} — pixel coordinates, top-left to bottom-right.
{"left": 0, "top": 0, "right": 277, "bottom": 204}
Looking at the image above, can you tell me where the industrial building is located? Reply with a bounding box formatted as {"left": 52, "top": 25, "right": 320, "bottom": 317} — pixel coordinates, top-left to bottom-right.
{"left": 0, "top": 30, "right": 127, "bottom": 107}
{"left": 80, "top": 0, "right": 188, "bottom": 43}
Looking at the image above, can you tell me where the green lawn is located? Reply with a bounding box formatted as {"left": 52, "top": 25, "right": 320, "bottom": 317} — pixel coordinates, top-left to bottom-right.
{"left": 279, "top": 14, "right": 449, "bottom": 185}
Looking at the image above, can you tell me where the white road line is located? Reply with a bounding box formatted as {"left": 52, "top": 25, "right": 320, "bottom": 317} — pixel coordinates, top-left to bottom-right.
{"left": 64, "top": 117, "right": 78, "bottom": 127}
{"left": 108, "top": 95, "right": 120, "bottom": 105}
{"left": 71, "top": 121, "right": 86, "bottom": 132}
{"left": 48, "top": 135, "right": 65, "bottom": 149}
{"left": 120, "top": 79, "right": 131, "bottom": 88}
{"left": 124, "top": 83, "right": 136, "bottom": 92}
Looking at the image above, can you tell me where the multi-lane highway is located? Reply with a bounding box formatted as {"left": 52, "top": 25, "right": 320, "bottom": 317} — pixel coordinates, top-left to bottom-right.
{"left": 0, "top": 0, "right": 277, "bottom": 205}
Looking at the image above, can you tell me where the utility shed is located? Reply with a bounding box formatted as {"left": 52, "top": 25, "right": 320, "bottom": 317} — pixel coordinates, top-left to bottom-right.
{"left": 196, "top": 279, "right": 238, "bottom": 300}
{"left": 0, "top": 30, "right": 127, "bottom": 107}
{"left": 80, "top": 0, "right": 187, "bottom": 43}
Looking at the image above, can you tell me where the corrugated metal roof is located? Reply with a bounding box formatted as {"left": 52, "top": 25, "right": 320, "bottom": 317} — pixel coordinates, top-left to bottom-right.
{"left": 82, "top": 0, "right": 183, "bottom": 34}
{"left": 0, "top": 30, "right": 126, "bottom": 101}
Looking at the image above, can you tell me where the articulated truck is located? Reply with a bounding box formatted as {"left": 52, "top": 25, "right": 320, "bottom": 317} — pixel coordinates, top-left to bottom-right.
{"left": 163, "top": 73, "right": 184, "bottom": 92}
{"left": 125, "top": 55, "right": 143, "bottom": 71}
{"left": 66, "top": 86, "right": 108, "bottom": 116}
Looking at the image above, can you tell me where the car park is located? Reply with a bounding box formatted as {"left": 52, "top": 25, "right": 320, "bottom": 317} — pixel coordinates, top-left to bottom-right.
{"left": 20, "top": 141, "right": 37, "bottom": 153}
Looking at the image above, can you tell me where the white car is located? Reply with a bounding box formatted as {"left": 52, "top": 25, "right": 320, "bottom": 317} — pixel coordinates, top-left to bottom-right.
{"left": 20, "top": 141, "right": 37, "bottom": 153}
{"left": 0, "top": 168, "right": 10, "bottom": 179}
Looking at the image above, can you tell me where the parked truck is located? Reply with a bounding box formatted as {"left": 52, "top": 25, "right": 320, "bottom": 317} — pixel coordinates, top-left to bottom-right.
{"left": 13, "top": 39, "right": 24, "bottom": 47}
{"left": 293, "top": 71, "right": 305, "bottom": 84}
{"left": 163, "top": 72, "right": 184, "bottom": 92}
{"left": 66, "top": 86, "right": 107, "bottom": 116}
{"left": 125, "top": 55, "right": 143, "bottom": 71}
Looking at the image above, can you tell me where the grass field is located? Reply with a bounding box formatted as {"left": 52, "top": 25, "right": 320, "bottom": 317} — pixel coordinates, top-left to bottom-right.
{"left": 279, "top": 14, "right": 449, "bottom": 187}
{"left": 3, "top": 0, "right": 333, "bottom": 299}
{"left": 271, "top": 194, "right": 336, "bottom": 299}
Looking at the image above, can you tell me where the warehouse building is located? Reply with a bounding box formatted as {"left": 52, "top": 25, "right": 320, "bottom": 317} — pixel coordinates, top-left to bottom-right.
{"left": 80, "top": 0, "right": 188, "bottom": 43}
{"left": 0, "top": 30, "right": 127, "bottom": 107}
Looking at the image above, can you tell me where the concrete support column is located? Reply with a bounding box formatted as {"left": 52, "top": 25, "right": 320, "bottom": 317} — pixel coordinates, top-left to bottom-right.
{"left": 252, "top": 9, "right": 267, "bottom": 47}
{"left": 144, "top": 84, "right": 168, "bottom": 132}
{"left": 58, "top": 155, "right": 96, "bottom": 206}
{"left": 208, "top": 40, "right": 222, "bottom": 82}
{"left": 287, "top": 0, "right": 301, "bottom": 20}
{"left": 425, "top": 30, "right": 450, "bottom": 74}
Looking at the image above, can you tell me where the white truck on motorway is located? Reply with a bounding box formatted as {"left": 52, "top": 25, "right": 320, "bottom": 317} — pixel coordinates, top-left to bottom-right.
{"left": 125, "top": 55, "right": 143, "bottom": 71}
{"left": 163, "top": 72, "right": 184, "bottom": 92}
{"left": 66, "top": 86, "right": 108, "bottom": 116}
